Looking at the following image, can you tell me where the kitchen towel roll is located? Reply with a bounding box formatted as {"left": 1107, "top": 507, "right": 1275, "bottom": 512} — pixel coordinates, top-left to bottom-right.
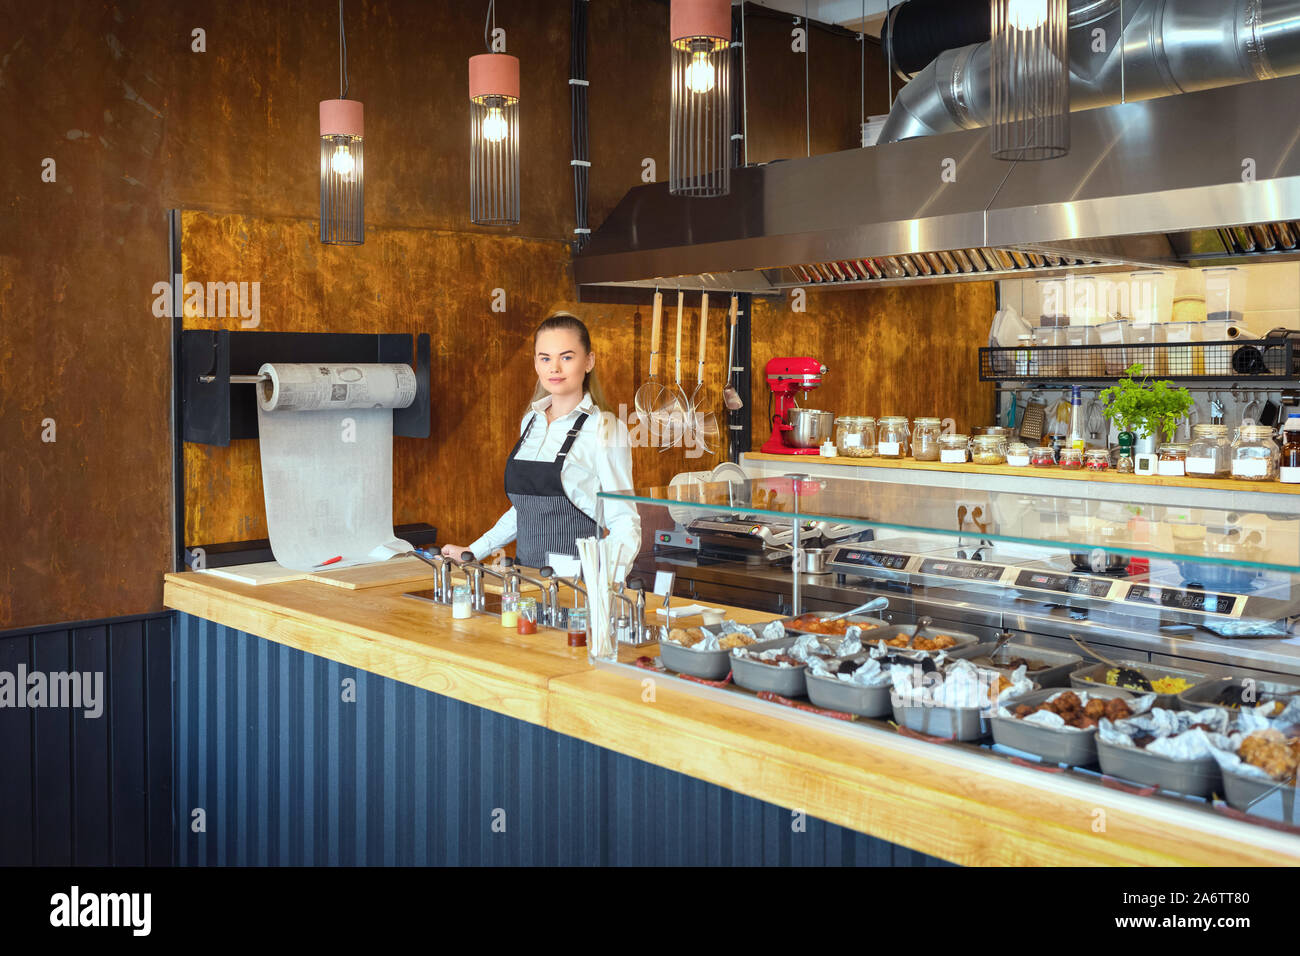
{"left": 255, "top": 362, "right": 417, "bottom": 571}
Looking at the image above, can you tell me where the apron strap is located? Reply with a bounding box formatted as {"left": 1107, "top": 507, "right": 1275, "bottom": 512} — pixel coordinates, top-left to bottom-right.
{"left": 556, "top": 412, "right": 590, "bottom": 462}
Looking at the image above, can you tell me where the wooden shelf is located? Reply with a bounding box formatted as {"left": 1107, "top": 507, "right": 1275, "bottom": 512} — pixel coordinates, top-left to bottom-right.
{"left": 745, "top": 452, "right": 1300, "bottom": 495}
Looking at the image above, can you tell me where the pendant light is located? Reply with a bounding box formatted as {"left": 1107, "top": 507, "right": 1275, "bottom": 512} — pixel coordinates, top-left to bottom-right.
{"left": 469, "top": 1, "right": 520, "bottom": 226}
{"left": 320, "top": 0, "right": 364, "bottom": 244}
{"left": 669, "top": 0, "right": 731, "bottom": 197}
{"left": 990, "top": 0, "right": 1069, "bottom": 161}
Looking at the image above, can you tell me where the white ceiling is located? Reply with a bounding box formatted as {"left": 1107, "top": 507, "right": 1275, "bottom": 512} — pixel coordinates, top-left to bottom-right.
{"left": 742, "top": 0, "right": 893, "bottom": 35}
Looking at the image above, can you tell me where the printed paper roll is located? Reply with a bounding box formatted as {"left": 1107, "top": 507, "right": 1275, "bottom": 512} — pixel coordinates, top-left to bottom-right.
{"left": 253, "top": 363, "right": 418, "bottom": 571}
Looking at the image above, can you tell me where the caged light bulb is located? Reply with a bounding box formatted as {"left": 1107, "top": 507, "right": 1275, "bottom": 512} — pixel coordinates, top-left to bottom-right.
{"left": 685, "top": 49, "right": 715, "bottom": 94}
{"left": 1006, "top": 0, "right": 1048, "bottom": 30}
{"left": 330, "top": 142, "right": 355, "bottom": 178}
{"left": 481, "top": 106, "right": 509, "bottom": 143}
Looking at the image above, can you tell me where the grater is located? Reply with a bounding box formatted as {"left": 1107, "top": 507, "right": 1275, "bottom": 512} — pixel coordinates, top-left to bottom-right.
{"left": 1020, "top": 397, "right": 1046, "bottom": 442}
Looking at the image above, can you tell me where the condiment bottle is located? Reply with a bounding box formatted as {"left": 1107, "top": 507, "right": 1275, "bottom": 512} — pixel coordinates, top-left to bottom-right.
{"left": 1282, "top": 413, "right": 1300, "bottom": 484}
{"left": 566, "top": 606, "right": 588, "bottom": 647}
{"left": 500, "top": 593, "right": 519, "bottom": 628}
{"left": 1115, "top": 433, "right": 1135, "bottom": 474}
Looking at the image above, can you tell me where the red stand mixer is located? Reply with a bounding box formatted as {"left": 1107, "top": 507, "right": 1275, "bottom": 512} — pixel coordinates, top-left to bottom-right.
{"left": 760, "top": 356, "right": 831, "bottom": 455}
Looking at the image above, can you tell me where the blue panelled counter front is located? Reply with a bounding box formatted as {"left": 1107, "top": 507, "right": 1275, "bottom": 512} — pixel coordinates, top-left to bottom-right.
{"left": 162, "top": 570, "right": 1296, "bottom": 866}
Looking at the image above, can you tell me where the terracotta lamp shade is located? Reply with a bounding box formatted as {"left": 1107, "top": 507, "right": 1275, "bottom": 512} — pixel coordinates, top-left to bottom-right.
{"left": 990, "top": 0, "right": 1069, "bottom": 161}
{"left": 469, "top": 53, "right": 521, "bottom": 226}
{"left": 320, "top": 98, "right": 365, "bottom": 244}
{"left": 669, "top": 0, "right": 731, "bottom": 197}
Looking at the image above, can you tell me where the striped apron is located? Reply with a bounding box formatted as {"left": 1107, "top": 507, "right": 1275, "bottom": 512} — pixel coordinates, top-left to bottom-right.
{"left": 506, "top": 412, "right": 598, "bottom": 569}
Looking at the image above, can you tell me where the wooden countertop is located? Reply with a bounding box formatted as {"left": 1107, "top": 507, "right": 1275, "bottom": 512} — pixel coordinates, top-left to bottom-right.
{"left": 746, "top": 451, "right": 1300, "bottom": 495}
{"left": 163, "top": 568, "right": 1300, "bottom": 866}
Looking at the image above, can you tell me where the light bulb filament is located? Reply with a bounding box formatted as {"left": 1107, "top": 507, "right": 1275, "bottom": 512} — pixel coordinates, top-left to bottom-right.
{"left": 686, "top": 49, "right": 715, "bottom": 94}
{"left": 330, "top": 143, "right": 355, "bottom": 179}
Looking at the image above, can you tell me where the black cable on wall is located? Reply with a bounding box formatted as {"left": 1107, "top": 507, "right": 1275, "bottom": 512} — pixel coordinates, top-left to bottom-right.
{"left": 569, "top": 0, "right": 590, "bottom": 250}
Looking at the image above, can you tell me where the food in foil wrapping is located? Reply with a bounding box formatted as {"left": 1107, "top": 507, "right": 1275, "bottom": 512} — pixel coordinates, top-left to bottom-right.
{"left": 1011, "top": 691, "right": 1134, "bottom": 730}
{"left": 1238, "top": 729, "right": 1300, "bottom": 782}
{"left": 1098, "top": 705, "right": 1235, "bottom": 759}
{"left": 787, "top": 614, "right": 882, "bottom": 636}
{"left": 667, "top": 624, "right": 756, "bottom": 653}
{"left": 891, "top": 658, "right": 1031, "bottom": 711}
{"left": 883, "top": 632, "right": 959, "bottom": 651}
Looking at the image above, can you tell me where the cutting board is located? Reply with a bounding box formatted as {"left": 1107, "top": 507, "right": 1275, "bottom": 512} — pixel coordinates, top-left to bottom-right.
{"left": 307, "top": 556, "right": 435, "bottom": 590}
{"left": 199, "top": 562, "right": 310, "bottom": 586}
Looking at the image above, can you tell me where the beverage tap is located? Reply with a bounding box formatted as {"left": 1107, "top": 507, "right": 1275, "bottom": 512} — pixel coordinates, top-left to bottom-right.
{"left": 457, "top": 552, "right": 492, "bottom": 610}
{"left": 411, "top": 549, "right": 454, "bottom": 603}
{"left": 499, "top": 556, "right": 522, "bottom": 599}
{"left": 510, "top": 563, "right": 557, "bottom": 626}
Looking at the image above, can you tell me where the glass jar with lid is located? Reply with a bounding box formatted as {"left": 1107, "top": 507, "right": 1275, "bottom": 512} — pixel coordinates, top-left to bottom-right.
{"left": 877, "top": 417, "right": 909, "bottom": 458}
{"left": 938, "top": 433, "right": 970, "bottom": 464}
{"left": 1186, "top": 424, "right": 1231, "bottom": 478}
{"left": 970, "top": 434, "right": 1006, "bottom": 465}
{"left": 835, "top": 416, "right": 875, "bottom": 458}
{"left": 1156, "top": 442, "right": 1189, "bottom": 477}
{"left": 1231, "top": 425, "right": 1280, "bottom": 481}
{"left": 1006, "top": 442, "right": 1031, "bottom": 467}
{"left": 1084, "top": 448, "right": 1110, "bottom": 471}
{"left": 1058, "top": 447, "right": 1084, "bottom": 470}
{"left": 911, "top": 418, "right": 943, "bottom": 461}
{"left": 1030, "top": 446, "right": 1056, "bottom": 468}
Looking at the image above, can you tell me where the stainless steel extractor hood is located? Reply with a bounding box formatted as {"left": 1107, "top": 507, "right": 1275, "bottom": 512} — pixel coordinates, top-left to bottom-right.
{"left": 574, "top": 74, "right": 1300, "bottom": 294}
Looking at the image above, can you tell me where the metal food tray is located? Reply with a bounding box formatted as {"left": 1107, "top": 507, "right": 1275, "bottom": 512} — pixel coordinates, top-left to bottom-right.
{"left": 730, "top": 633, "right": 852, "bottom": 698}
{"left": 657, "top": 623, "right": 758, "bottom": 681}
{"left": 1070, "top": 659, "right": 1208, "bottom": 709}
{"left": 1095, "top": 738, "right": 1223, "bottom": 798}
{"left": 865, "top": 624, "right": 981, "bottom": 658}
{"left": 805, "top": 655, "right": 896, "bottom": 717}
{"left": 990, "top": 686, "right": 1136, "bottom": 766}
{"left": 1222, "top": 766, "right": 1300, "bottom": 822}
{"left": 950, "top": 642, "right": 1083, "bottom": 689}
{"left": 1177, "top": 676, "right": 1300, "bottom": 720}
{"left": 891, "top": 696, "right": 999, "bottom": 742}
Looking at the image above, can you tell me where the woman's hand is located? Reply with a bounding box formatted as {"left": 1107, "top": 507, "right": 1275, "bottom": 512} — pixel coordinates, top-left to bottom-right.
{"left": 440, "top": 543, "right": 472, "bottom": 560}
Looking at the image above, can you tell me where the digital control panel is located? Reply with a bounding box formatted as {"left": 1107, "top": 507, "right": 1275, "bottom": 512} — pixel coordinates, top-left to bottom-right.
{"left": 1123, "top": 585, "right": 1239, "bottom": 615}
{"left": 918, "top": 558, "right": 1008, "bottom": 582}
{"left": 1014, "top": 569, "right": 1114, "bottom": 597}
{"left": 833, "top": 549, "right": 911, "bottom": 571}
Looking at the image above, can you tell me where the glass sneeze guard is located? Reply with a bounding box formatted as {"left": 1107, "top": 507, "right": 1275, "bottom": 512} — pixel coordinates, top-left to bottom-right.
{"left": 601, "top": 474, "right": 1300, "bottom": 575}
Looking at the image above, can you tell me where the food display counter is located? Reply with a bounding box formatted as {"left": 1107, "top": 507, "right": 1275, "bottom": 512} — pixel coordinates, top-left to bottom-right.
{"left": 601, "top": 472, "right": 1300, "bottom": 853}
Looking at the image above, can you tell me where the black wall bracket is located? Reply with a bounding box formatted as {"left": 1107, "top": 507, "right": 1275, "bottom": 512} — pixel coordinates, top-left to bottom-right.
{"left": 181, "top": 330, "right": 431, "bottom": 445}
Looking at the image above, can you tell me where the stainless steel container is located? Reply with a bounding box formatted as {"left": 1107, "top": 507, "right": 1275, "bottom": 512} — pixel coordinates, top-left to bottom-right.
{"left": 990, "top": 685, "right": 1136, "bottom": 766}
{"left": 1070, "top": 659, "right": 1208, "bottom": 709}
{"left": 950, "top": 641, "right": 1083, "bottom": 689}
{"left": 657, "top": 623, "right": 750, "bottom": 681}
{"left": 1222, "top": 766, "right": 1300, "bottom": 822}
{"left": 805, "top": 657, "right": 894, "bottom": 717}
{"left": 1096, "top": 738, "right": 1223, "bottom": 797}
{"left": 782, "top": 408, "right": 834, "bottom": 448}
{"left": 730, "top": 635, "right": 810, "bottom": 697}
{"left": 1176, "top": 676, "right": 1300, "bottom": 719}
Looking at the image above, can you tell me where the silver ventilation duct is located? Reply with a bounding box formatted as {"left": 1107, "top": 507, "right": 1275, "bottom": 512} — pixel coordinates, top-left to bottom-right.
{"left": 881, "top": 0, "right": 1300, "bottom": 144}
{"left": 573, "top": 0, "right": 1300, "bottom": 294}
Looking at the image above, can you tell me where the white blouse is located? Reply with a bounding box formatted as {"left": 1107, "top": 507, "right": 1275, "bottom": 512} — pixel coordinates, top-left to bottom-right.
{"left": 468, "top": 392, "right": 642, "bottom": 567}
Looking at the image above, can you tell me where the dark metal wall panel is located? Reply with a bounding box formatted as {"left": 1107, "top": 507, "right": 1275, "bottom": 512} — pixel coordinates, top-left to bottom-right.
{"left": 0, "top": 614, "right": 174, "bottom": 866}
{"left": 175, "top": 613, "right": 950, "bottom": 867}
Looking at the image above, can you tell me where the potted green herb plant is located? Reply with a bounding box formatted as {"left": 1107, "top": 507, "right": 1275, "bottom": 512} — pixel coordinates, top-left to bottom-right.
{"left": 1099, "top": 363, "right": 1195, "bottom": 470}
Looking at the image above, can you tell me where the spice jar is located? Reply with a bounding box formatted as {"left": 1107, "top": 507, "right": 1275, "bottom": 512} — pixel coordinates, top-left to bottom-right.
{"left": 834, "top": 416, "right": 875, "bottom": 458}
{"left": 516, "top": 597, "right": 539, "bottom": 634}
{"left": 877, "top": 417, "right": 909, "bottom": 458}
{"left": 566, "top": 606, "right": 588, "bottom": 647}
{"left": 1058, "top": 447, "right": 1084, "bottom": 470}
{"left": 451, "top": 585, "right": 472, "bottom": 620}
{"left": 1186, "top": 424, "right": 1231, "bottom": 478}
{"left": 911, "top": 418, "right": 943, "bottom": 461}
{"left": 1030, "top": 446, "right": 1057, "bottom": 468}
{"left": 1231, "top": 425, "right": 1280, "bottom": 481}
{"left": 1084, "top": 448, "right": 1110, "bottom": 471}
{"left": 970, "top": 434, "right": 1006, "bottom": 465}
{"left": 1157, "top": 442, "right": 1190, "bottom": 477}
{"left": 938, "top": 433, "right": 970, "bottom": 464}
{"left": 1006, "top": 442, "right": 1031, "bottom": 467}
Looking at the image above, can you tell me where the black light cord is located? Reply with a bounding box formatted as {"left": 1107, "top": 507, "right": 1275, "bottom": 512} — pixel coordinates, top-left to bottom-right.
{"left": 570, "top": 0, "right": 590, "bottom": 249}
{"left": 484, "top": 0, "right": 496, "bottom": 53}
{"left": 338, "top": 0, "right": 349, "bottom": 98}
